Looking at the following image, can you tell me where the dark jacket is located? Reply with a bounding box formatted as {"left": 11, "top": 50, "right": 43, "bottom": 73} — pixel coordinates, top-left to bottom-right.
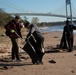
{"left": 60, "top": 24, "right": 76, "bottom": 49}
{"left": 4, "top": 19, "right": 22, "bottom": 38}
{"left": 64, "top": 24, "right": 76, "bottom": 38}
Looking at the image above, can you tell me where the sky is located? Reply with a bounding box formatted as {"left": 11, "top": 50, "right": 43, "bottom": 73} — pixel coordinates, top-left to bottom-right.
{"left": 0, "top": 0, "right": 76, "bottom": 22}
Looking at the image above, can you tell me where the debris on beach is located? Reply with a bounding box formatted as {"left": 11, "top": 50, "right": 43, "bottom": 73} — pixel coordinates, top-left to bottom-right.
{"left": 0, "top": 34, "right": 5, "bottom": 37}
{"left": 49, "top": 60, "right": 56, "bottom": 64}
{"left": 44, "top": 44, "right": 69, "bottom": 53}
{"left": 44, "top": 45, "right": 60, "bottom": 53}
{"left": 2, "top": 66, "right": 13, "bottom": 70}
{"left": 0, "top": 44, "right": 7, "bottom": 53}
{"left": 3, "top": 66, "right": 8, "bottom": 70}
{"left": 74, "top": 54, "right": 76, "bottom": 56}
{"left": 53, "top": 36, "right": 59, "bottom": 38}
{"left": 71, "top": 70, "right": 75, "bottom": 73}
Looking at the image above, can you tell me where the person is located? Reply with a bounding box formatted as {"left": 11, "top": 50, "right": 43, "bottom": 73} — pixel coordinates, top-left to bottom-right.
{"left": 60, "top": 28, "right": 68, "bottom": 50}
{"left": 4, "top": 16, "right": 23, "bottom": 61}
{"left": 24, "top": 21, "right": 45, "bottom": 64}
{"left": 60, "top": 20, "right": 76, "bottom": 52}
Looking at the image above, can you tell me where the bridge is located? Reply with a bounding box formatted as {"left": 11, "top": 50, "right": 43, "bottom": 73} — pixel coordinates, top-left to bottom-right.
{"left": 8, "top": 12, "right": 76, "bottom": 19}
{"left": 1, "top": 0, "right": 76, "bottom": 22}
{"left": 7, "top": 0, "right": 76, "bottom": 24}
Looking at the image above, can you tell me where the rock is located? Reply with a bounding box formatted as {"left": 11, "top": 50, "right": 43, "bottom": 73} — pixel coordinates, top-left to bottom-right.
{"left": 49, "top": 60, "right": 56, "bottom": 64}
{"left": 3, "top": 66, "right": 8, "bottom": 70}
{"left": 71, "top": 71, "right": 75, "bottom": 73}
{"left": 0, "top": 34, "right": 5, "bottom": 37}
{"left": 0, "top": 49, "right": 7, "bottom": 53}
{"left": 74, "top": 54, "right": 76, "bottom": 56}
{"left": 0, "top": 44, "right": 7, "bottom": 53}
{"left": 53, "top": 36, "right": 59, "bottom": 38}
{"left": 59, "top": 50, "right": 63, "bottom": 52}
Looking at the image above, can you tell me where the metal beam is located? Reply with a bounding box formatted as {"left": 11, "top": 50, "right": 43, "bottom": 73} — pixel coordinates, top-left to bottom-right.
{"left": 8, "top": 12, "right": 76, "bottom": 19}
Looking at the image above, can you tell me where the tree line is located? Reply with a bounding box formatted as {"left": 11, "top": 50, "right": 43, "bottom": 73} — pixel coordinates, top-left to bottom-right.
{"left": 0, "top": 8, "right": 76, "bottom": 27}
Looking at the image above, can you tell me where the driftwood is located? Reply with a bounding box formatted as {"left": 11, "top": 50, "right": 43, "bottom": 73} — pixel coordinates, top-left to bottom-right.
{"left": 44, "top": 44, "right": 76, "bottom": 53}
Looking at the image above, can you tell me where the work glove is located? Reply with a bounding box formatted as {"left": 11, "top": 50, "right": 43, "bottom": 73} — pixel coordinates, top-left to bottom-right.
{"left": 11, "top": 30, "right": 15, "bottom": 33}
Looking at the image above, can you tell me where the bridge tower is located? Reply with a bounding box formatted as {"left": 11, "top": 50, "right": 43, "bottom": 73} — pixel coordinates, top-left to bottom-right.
{"left": 66, "top": 0, "right": 73, "bottom": 24}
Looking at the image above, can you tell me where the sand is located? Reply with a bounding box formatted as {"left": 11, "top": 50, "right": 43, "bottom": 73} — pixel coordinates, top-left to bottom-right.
{"left": 0, "top": 31, "right": 76, "bottom": 75}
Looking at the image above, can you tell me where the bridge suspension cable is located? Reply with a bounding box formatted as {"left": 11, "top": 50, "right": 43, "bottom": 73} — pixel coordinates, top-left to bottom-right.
{"left": 51, "top": 2, "right": 66, "bottom": 15}
{"left": 72, "top": 3, "right": 76, "bottom": 17}
{"left": 0, "top": 0, "right": 35, "bottom": 13}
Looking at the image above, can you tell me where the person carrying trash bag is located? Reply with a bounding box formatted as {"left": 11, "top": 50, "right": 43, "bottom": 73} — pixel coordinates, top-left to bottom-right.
{"left": 23, "top": 35, "right": 39, "bottom": 64}
{"left": 4, "top": 16, "right": 23, "bottom": 62}
{"left": 60, "top": 20, "right": 76, "bottom": 52}
{"left": 23, "top": 21, "right": 45, "bottom": 64}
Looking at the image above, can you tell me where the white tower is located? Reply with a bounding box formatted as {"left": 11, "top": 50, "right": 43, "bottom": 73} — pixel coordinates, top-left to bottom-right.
{"left": 66, "top": 0, "right": 73, "bottom": 24}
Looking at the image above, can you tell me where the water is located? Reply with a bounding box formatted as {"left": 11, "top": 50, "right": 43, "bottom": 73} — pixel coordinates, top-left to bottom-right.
{"left": 39, "top": 24, "right": 76, "bottom": 33}
{"left": 39, "top": 25, "right": 64, "bottom": 32}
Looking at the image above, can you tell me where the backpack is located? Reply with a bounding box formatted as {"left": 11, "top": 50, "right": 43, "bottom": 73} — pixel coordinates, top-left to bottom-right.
{"left": 5, "top": 30, "right": 10, "bottom": 36}
{"left": 4, "top": 20, "right": 15, "bottom": 36}
{"left": 4, "top": 24, "right": 9, "bottom": 36}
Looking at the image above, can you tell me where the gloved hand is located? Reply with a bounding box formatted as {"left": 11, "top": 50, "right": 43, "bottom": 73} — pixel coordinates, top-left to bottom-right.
{"left": 11, "top": 30, "right": 15, "bottom": 33}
